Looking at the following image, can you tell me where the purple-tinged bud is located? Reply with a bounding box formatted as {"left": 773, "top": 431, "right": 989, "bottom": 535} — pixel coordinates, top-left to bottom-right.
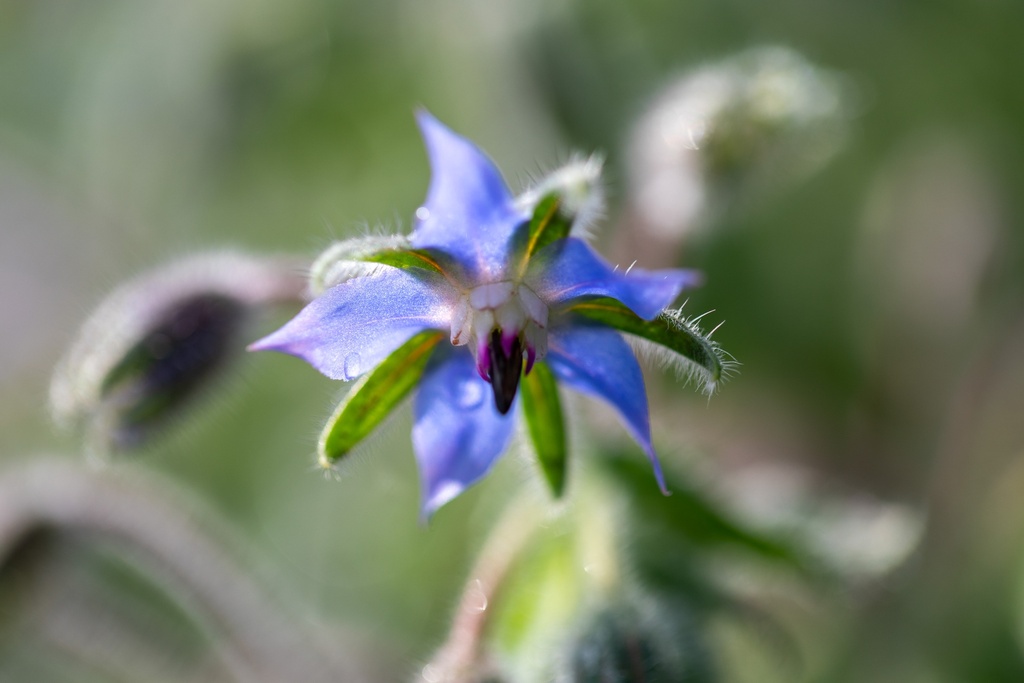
{"left": 50, "top": 251, "right": 307, "bottom": 454}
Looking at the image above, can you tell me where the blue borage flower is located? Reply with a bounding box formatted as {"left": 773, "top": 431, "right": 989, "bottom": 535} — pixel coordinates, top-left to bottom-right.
{"left": 251, "top": 111, "right": 728, "bottom": 517}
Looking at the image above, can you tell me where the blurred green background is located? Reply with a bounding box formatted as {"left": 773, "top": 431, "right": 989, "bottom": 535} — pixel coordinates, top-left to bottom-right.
{"left": 2, "top": 0, "right": 1024, "bottom": 681}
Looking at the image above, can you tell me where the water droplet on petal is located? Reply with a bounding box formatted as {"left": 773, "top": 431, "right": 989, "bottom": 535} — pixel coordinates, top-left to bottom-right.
{"left": 343, "top": 352, "right": 361, "bottom": 378}
{"left": 421, "top": 664, "right": 440, "bottom": 682}
{"left": 415, "top": 206, "right": 430, "bottom": 221}
{"left": 458, "top": 381, "right": 484, "bottom": 409}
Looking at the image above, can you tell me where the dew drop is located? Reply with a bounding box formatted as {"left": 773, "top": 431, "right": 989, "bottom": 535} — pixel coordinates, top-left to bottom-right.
{"left": 466, "top": 579, "right": 488, "bottom": 612}
{"left": 421, "top": 664, "right": 440, "bottom": 682}
{"left": 343, "top": 352, "right": 361, "bottom": 378}
{"left": 415, "top": 206, "right": 430, "bottom": 221}
{"left": 458, "top": 381, "right": 484, "bottom": 409}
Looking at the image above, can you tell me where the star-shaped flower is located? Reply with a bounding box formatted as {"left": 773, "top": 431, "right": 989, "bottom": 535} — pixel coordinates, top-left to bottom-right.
{"left": 251, "top": 112, "right": 727, "bottom": 517}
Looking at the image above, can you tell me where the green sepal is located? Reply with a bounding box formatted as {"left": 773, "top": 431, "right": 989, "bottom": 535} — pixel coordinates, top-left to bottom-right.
{"left": 521, "top": 361, "right": 568, "bottom": 497}
{"left": 569, "top": 298, "right": 724, "bottom": 391}
{"left": 318, "top": 330, "right": 444, "bottom": 465}
{"left": 308, "top": 237, "right": 460, "bottom": 295}
{"left": 514, "top": 193, "right": 572, "bottom": 276}
{"left": 525, "top": 193, "right": 572, "bottom": 257}
{"left": 361, "top": 248, "right": 451, "bottom": 276}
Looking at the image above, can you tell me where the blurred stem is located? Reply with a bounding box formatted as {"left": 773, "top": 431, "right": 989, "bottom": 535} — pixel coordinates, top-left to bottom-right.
{"left": 0, "top": 458, "right": 368, "bottom": 683}
{"left": 574, "top": 474, "right": 624, "bottom": 597}
{"left": 928, "top": 315, "right": 1024, "bottom": 523}
{"left": 251, "top": 254, "right": 313, "bottom": 305}
{"left": 418, "top": 493, "right": 544, "bottom": 683}
{"left": 419, "top": 473, "right": 632, "bottom": 682}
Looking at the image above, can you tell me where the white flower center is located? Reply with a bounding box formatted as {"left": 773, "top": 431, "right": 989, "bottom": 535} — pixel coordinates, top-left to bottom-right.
{"left": 449, "top": 281, "right": 548, "bottom": 372}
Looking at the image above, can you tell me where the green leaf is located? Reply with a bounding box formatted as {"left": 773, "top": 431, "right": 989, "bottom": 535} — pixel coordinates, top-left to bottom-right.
{"left": 514, "top": 193, "right": 572, "bottom": 276}
{"left": 600, "top": 454, "right": 813, "bottom": 573}
{"left": 318, "top": 330, "right": 444, "bottom": 465}
{"left": 521, "top": 362, "right": 568, "bottom": 497}
{"left": 569, "top": 298, "right": 725, "bottom": 392}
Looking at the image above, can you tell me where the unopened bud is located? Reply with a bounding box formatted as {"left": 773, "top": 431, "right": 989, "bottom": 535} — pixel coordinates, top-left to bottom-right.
{"left": 516, "top": 155, "right": 605, "bottom": 237}
{"left": 50, "top": 251, "right": 306, "bottom": 453}
{"left": 628, "top": 46, "right": 850, "bottom": 240}
{"left": 566, "top": 601, "right": 714, "bottom": 683}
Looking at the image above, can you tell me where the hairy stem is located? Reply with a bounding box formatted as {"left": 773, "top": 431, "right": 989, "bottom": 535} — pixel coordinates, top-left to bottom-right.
{"left": 417, "top": 494, "right": 544, "bottom": 682}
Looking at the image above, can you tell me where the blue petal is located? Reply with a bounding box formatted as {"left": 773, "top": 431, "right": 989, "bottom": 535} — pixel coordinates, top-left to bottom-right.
{"left": 527, "top": 238, "right": 701, "bottom": 320}
{"left": 411, "top": 111, "right": 528, "bottom": 281}
{"left": 249, "top": 269, "right": 454, "bottom": 380}
{"left": 412, "top": 346, "right": 516, "bottom": 518}
{"left": 546, "top": 325, "right": 669, "bottom": 494}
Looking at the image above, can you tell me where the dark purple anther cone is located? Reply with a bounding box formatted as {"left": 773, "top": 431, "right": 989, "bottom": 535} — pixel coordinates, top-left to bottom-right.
{"left": 487, "top": 329, "right": 523, "bottom": 415}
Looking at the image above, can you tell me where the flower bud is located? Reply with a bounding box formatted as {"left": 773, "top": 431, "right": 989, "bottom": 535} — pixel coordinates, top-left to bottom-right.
{"left": 627, "top": 46, "right": 850, "bottom": 240}
{"left": 50, "top": 251, "right": 306, "bottom": 453}
{"left": 566, "top": 600, "right": 714, "bottom": 683}
{"left": 516, "top": 155, "right": 605, "bottom": 237}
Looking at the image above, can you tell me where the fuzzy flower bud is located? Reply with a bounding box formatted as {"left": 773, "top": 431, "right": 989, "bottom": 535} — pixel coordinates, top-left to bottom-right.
{"left": 566, "top": 601, "right": 714, "bottom": 683}
{"left": 515, "top": 155, "right": 606, "bottom": 238}
{"left": 50, "top": 251, "right": 306, "bottom": 454}
{"left": 627, "top": 46, "right": 850, "bottom": 240}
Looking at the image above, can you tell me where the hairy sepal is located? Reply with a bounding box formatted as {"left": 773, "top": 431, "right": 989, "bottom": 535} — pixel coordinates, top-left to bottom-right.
{"left": 511, "top": 192, "right": 573, "bottom": 278}
{"left": 520, "top": 361, "right": 568, "bottom": 497}
{"left": 319, "top": 330, "right": 444, "bottom": 467}
{"left": 568, "top": 298, "right": 731, "bottom": 395}
{"left": 309, "top": 235, "right": 455, "bottom": 295}
{"left": 516, "top": 154, "right": 606, "bottom": 239}
{"left": 309, "top": 235, "right": 410, "bottom": 295}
